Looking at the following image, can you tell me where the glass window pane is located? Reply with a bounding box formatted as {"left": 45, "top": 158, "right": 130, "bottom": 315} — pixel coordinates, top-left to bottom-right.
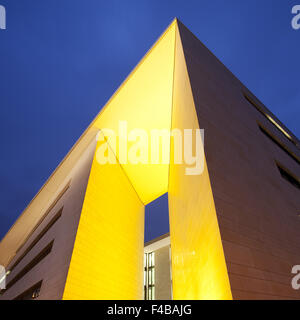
{"left": 148, "top": 287, "right": 152, "bottom": 300}
{"left": 152, "top": 286, "right": 155, "bottom": 300}
{"left": 152, "top": 269, "right": 155, "bottom": 284}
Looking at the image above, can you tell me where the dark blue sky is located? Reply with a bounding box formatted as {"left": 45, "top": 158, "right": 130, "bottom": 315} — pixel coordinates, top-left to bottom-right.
{"left": 0, "top": 0, "right": 299, "bottom": 240}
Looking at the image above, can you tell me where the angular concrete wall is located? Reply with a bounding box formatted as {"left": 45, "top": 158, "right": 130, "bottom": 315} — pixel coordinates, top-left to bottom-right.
{"left": 63, "top": 138, "right": 145, "bottom": 300}
{"left": 168, "top": 24, "right": 232, "bottom": 300}
{"left": 153, "top": 245, "right": 172, "bottom": 300}
{"left": 1, "top": 19, "right": 299, "bottom": 300}
{"left": 0, "top": 140, "right": 96, "bottom": 300}
{"left": 177, "top": 21, "right": 300, "bottom": 300}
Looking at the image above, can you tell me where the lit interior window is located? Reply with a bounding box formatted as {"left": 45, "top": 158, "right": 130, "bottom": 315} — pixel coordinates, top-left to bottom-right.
{"left": 265, "top": 114, "right": 293, "bottom": 142}
{"left": 144, "top": 252, "right": 155, "bottom": 300}
{"left": 243, "top": 92, "right": 297, "bottom": 146}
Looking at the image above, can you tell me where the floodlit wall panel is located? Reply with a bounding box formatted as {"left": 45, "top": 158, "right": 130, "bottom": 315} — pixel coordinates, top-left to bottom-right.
{"left": 92, "top": 22, "right": 176, "bottom": 205}
{"left": 168, "top": 27, "right": 232, "bottom": 300}
{"left": 63, "top": 138, "right": 145, "bottom": 300}
{"left": 2, "top": 18, "right": 300, "bottom": 301}
{"left": 177, "top": 20, "right": 300, "bottom": 300}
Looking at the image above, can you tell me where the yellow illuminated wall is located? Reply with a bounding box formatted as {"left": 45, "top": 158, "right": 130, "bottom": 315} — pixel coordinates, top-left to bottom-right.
{"left": 168, "top": 26, "right": 232, "bottom": 300}
{"left": 92, "top": 21, "right": 176, "bottom": 205}
{"left": 63, "top": 19, "right": 232, "bottom": 300}
{"left": 63, "top": 136, "right": 145, "bottom": 299}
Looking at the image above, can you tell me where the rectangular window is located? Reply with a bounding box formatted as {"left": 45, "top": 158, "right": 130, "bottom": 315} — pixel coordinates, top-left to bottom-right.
{"left": 15, "top": 181, "right": 70, "bottom": 255}
{"left": 258, "top": 124, "right": 300, "bottom": 165}
{"left": 148, "top": 286, "right": 155, "bottom": 300}
{"left": 13, "top": 281, "right": 42, "bottom": 300}
{"left": 144, "top": 252, "right": 155, "bottom": 300}
{"left": 9, "top": 208, "right": 62, "bottom": 272}
{"left": 4, "top": 240, "right": 54, "bottom": 292}
{"left": 276, "top": 162, "right": 300, "bottom": 190}
{"left": 243, "top": 92, "right": 298, "bottom": 147}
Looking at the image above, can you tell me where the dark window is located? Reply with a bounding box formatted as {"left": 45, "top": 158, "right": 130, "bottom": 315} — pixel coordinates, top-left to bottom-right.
{"left": 243, "top": 92, "right": 298, "bottom": 147}
{"left": 15, "top": 181, "right": 70, "bottom": 255}
{"left": 4, "top": 241, "right": 54, "bottom": 292}
{"left": 276, "top": 163, "right": 300, "bottom": 190}
{"left": 258, "top": 124, "right": 300, "bottom": 166}
{"left": 9, "top": 208, "right": 62, "bottom": 272}
{"left": 14, "top": 281, "right": 42, "bottom": 300}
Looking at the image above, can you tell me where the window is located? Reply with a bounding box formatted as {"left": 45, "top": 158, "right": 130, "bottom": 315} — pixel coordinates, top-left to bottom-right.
{"left": 15, "top": 181, "right": 70, "bottom": 255}
{"left": 14, "top": 281, "right": 42, "bottom": 300}
{"left": 4, "top": 240, "right": 54, "bottom": 292}
{"left": 276, "top": 162, "right": 300, "bottom": 190}
{"left": 144, "top": 252, "right": 155, "bottom": 300}
{"left": 243, "top": 92, "right": 298, "bottom": 147}
{"left": 148, "top": 286, "right": 155, "bottom": 300}
{"left": 258, "top": 124, "right": 300, "bottom": 165}
{"left": 9, "top": 208, "right": 62, "bottom": 272}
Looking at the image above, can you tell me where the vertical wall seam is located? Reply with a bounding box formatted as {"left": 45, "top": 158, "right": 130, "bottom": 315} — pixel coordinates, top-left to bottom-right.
{"left": 167, "top": 19, "right": 178, "bottom": 194}
{"left": 167, "top": 19, "right": 178, "bottom": 300}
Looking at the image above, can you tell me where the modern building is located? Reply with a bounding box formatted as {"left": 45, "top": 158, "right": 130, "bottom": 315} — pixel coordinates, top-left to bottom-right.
{"left": 0, "top": 18, "right": 299, "bottom": 300}
{"left": 144, "top": 234, "right": 172, "bottom": 300}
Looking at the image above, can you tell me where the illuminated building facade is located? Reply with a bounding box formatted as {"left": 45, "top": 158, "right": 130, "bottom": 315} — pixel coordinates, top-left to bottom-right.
{"left": 0, "top": 19, "right": 300, "bottom": 300}
{"left": 144, "top": 234, "right": 172, "bottom": 300}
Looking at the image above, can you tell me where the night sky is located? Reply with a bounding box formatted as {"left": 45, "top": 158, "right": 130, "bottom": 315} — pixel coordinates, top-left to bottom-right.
{"left": 0, "top": 1, "right": 299, "bottom": 241}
